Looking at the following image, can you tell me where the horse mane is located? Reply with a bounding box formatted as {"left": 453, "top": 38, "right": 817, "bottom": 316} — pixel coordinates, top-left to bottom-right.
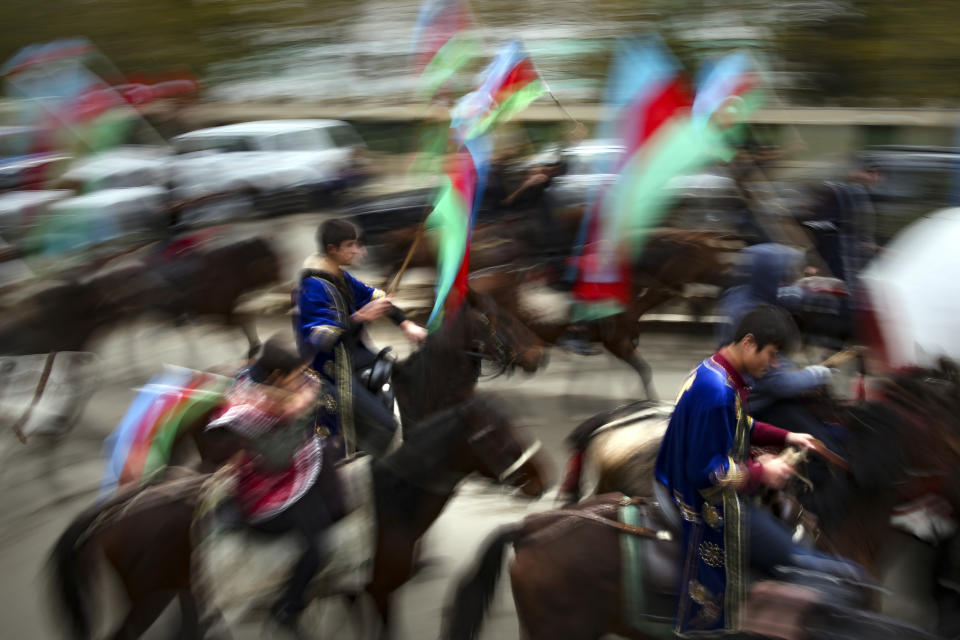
{"left": 393, "top": 305, "right": 481, "bottom": 421}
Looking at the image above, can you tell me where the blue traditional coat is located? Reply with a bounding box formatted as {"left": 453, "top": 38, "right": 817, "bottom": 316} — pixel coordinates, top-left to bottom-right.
{"left": 292, "top": 255, "right": 387, "bottom": 452}
{"left": 654, "top": 354, "right": 752, "bottom": 636}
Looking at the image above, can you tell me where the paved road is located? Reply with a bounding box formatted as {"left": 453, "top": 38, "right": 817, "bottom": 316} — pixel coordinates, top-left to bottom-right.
{"left": 0, "top": 285, "right": 721, "bottom": 639}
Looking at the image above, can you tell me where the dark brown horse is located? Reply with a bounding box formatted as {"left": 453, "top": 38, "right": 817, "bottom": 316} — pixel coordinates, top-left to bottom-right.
{"left": 49, "top": 290, "right": 547, "bottom": 639}
{"left": 139, "top": 235, "right": 282, "bottom": 358}
{"left": 51, "top": 396, "right": 548, "bottom": 640}
{"left": 0, "top": 235, "right": 281, "bottom": 359}
{"left": 475, "top": 229, "right": 741, "bottom": 400}
{"left": 443, "top": 369, "right": 960, "bottom": 640}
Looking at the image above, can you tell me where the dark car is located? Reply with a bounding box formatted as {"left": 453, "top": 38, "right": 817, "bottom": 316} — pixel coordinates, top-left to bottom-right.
{"left": 858, "top": 146, "right": 960, "bottom": 243}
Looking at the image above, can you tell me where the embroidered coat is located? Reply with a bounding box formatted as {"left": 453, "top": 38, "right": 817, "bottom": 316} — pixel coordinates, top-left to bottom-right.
{"left": 654, "top": 353, "right": 788, "bottom": 635}
{"left": 292, "top": 256, "right": 390, "bottom": 452}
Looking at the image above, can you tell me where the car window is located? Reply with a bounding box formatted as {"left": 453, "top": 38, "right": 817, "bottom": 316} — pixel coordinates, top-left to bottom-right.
{"left": 175, "top": 136, "right": 256, "bottom": 154}
{"left": 325, "top": 125, "right": 363, "bottom": 148}
{"left": 262, "top": 129, "right": 332, "bottom": 151}
{"left": 565, "top": 150, "right": 623, "bottom": 176}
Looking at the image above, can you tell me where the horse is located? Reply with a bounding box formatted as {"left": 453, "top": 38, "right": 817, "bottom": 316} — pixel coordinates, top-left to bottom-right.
{"left": 50, "top": 396, "right": 548, "bottom": 640}
{"left": 473, "top": 229, "right": 741, "bottom": 400}
{"left": 169, "top": 287, "right": 547, "bottom": 470}
{"left": 137, "top": 235, "right": 282, "bottom": 358}
{"left": 49, "top": 289, "right": 547, "bottom": 639}
{"left": 442, "top": 368, "right": 960, "bottom": 640}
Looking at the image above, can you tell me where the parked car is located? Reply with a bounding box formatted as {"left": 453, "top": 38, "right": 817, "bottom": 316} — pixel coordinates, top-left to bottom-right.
{"left": 858, "top": 146, "right": 960, "bottom": 243}
{"left": 30, "top": 186, "right": 168, "bottom": 256}
{"left": 0, "top": 126, "right": 71, "bottom": 191}
{"left": 0, "top": 189, "right": 74, "bottom": 247}
{"left": 172, "top": 119, "right": 370, "bottom": 204}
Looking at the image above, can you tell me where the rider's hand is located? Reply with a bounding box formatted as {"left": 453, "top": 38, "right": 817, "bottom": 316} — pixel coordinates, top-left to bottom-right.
{"left": 756, "top": 454, "right": 793, "bottom": 490}
{"left": 804, "top": 365, "right": 832, "bottom": 385}
{"left": 400, "top": 320, "right": 428, "bottom": 346}
{"left": 353, "top": 297, "right": 394, "bottom": 323}
{"left": 785, "top": 431, "right": 820, "bottom": 454}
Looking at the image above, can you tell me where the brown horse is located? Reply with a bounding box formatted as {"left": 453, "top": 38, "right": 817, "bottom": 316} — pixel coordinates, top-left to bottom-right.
{"left": 474, "top": 229, "right": 741, "bottom": 400}
{"left": 443, "top": 369, "right": 960, "bottom": 640}
{"left": 49, "top": 290, "right": 547, "bottom": 639}
{"left": 51, "top": 396, "right": 548, "bottom": 640}
{"left": 140, "top": 235, "right": 282, "bottom": 358}
{"left": 0, "top": 235, "right": 281, "bottom": 360}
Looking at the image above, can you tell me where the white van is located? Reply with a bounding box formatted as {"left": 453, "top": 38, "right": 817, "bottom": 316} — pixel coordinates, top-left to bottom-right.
{"left": 172, "top": 119, "right": 370, "bottom": 201}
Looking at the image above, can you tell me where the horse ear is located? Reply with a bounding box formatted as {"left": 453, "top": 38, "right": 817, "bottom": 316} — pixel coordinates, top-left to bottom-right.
{"left": 937, "top": 357, "right": 960, "bottom": 383}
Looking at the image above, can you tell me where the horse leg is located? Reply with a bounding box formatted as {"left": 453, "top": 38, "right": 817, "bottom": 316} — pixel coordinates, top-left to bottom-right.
{"left": 234, "top": 314, "right": 262, "bottom": 359}
{"left": 110, "top": 591, "right": 176, "bottom": 640}
{"left": 602, "top": 335, "right": 657, "bottom": 402}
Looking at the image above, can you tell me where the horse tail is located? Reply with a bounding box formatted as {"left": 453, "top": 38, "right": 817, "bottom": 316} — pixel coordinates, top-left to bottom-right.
{"left": 443, "top": 523, "right": 525, "bottom": 640}
{"left": 50, "top": 504, "right": 103, "bottom": 640}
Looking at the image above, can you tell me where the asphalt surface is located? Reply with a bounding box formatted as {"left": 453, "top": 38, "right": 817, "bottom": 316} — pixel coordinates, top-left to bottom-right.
{"left": 0, "top": 211, "right": 722, "bottom": 638}
{"left": 0, "top": 205, "right": 859, "bottom": 639}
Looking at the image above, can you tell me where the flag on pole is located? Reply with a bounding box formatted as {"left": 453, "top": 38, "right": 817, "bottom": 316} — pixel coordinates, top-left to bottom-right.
{"left": 464, "top": 40, "right": 546, "bottom": 138}
{"left": 424, "top": 40, "right": 546, "bottom": 329}
{"left": 571, "top": 44, "right": 765, "bottom": 321}
{"left": 571, "top": 37, "right": 691, "bottom": 319}
{"left": 99, "top": 368, "right": 229, "bottom": 499}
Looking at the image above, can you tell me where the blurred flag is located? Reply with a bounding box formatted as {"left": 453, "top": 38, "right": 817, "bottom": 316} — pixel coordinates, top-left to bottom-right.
{"left": 464, "top": 40, "right": 546, "bottom": 138}
{"left": 571, "top": 45, "right": 763, "bottom": 321}
{"left": 411, "top": 0, "right": 478, "bottom": 101}
{"left": 571, "top": 37, "right": 692, "bottom": 319}
{"left": 425, "top": 151, "right": 476, "bottom": 329}
{"left": 2, "top": 38, "right": 192, "bottom": 159}
{"left": 425, "top": 40, "right": 546, "bottom": 329}
{"left": 99, "top": 368, "right": 228, "bottom": 499}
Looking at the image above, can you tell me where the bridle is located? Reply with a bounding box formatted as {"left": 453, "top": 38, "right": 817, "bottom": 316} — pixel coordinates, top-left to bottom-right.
{"left": 467, "top": 421, "right": 543, "bottom": 486}
{"left": 464, "top": 311, "right": 531, "bottom": 378}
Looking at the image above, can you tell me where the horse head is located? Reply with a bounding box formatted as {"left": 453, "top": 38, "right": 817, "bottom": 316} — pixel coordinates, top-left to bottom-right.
{"left": 460, "top": 397, "right": 549, "bottom": 497}
{"left": 464, "top": 287, "right": 546, "bottom": 375}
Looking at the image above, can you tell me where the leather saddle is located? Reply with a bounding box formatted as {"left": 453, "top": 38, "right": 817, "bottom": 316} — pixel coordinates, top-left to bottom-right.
{"left": 629, "top": 495, "right": 684, "bottom": 621}
{"left": 356, "top": 347, "right": 396, "bottom": 412}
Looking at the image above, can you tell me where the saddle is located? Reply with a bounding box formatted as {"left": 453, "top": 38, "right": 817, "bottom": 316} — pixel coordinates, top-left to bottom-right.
{"left": 356, "top": 347, "right": 395, "bottom": 412}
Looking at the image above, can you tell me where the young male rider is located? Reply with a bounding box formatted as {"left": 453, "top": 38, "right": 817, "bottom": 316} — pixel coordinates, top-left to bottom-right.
{"left": 293, "top": 218, "right": 427, "bottom": 457}
{"left": 654, "top": 305, "right": 865, "bottom": 635}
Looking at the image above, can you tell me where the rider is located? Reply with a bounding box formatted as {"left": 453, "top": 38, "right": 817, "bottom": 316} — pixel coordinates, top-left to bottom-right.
{"left": 294, "top": 218, "right": 427, "bottom": 457}
{"left": 654, "top": 305, "right": 866, "bottom": 635}
{"left": 205, "top": 337, "right": 338, "bottom": 636}
{"left": 716, "top": 243, "right": 840, "bottom": 445}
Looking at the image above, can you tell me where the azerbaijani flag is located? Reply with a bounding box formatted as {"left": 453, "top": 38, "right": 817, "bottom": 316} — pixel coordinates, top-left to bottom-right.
{"left": 426, "top": 150, "right": 477, "bottom": 330}
{"left": 572, "top": 38, "right": 691, "bottom": 319}
{"left": 411, "top": 0, "right": 477, "bottom": 100}
{"left": 464, "top": 40, "right": 546, "bottom": 138}
{"left": 99, "top": 367, "right": 229, "bottom": 499}
{"left": 425, "top": 40, "right": 546, "bottom": 330}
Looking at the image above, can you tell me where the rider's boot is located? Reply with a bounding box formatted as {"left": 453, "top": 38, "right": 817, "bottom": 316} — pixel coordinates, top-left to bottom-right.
{"left": 556, "top": 324, "right": 602, "bottom": 356}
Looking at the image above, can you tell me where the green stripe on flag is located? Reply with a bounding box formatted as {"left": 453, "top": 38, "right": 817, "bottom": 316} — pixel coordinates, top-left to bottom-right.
{"left": 418, "top": 33, "right": 478, "bottom": 100}
{"left": 425, "top": 175, "right": 470, "bottom": 331}
{"left": 468, "top": 78, "right": 546, "bottom": 138}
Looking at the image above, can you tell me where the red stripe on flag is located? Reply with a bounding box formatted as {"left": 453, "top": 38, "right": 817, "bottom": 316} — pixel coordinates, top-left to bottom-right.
{"left": 620, "top": 77, "right": 692, "bottom": 160}
{"left": 493, "top": 58, "right": 539, "bottom": 104}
